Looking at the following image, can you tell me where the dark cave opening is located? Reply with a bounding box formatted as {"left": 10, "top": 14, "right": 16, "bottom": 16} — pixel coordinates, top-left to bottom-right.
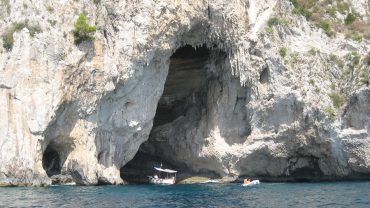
{"left": 288, "top": 157, "right": 325, "bottom": 181}
{"left": 153, "top": 44, "right": 210, "bottom": 127}
{"left": 42, "top": 144, "right": 62, "bottom": 177}
{"left": 120, "top": 44, "right": 213, "bottom": 183}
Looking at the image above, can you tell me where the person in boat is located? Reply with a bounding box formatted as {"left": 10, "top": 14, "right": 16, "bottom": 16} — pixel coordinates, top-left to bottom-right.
{"left": 243, "top": 178, "right": 251, "bottom": 184}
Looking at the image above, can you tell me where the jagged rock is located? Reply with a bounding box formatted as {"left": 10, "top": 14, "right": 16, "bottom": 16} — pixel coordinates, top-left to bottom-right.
{"left": 0, "top": 0, "right": 369, "bottom": 186}
{"left": 50, "top": 174, "right": 74, "bottom": 185}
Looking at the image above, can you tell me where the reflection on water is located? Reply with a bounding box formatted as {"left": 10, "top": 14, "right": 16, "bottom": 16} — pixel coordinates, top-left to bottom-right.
{"left": 1, "top": 182, "right": 370, "bottom": 208}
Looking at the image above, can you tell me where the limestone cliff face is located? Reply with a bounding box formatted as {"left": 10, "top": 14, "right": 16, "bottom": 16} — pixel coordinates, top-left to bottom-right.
{"left": 0, "top": 0, "right": 369, "bottom": 186}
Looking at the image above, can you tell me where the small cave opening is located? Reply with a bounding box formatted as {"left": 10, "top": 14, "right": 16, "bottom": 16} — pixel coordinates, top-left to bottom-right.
{"left": 121, "top": 44, "right": 215, "bottom": 183}
{"left": 287, "top": 157, "right": 325, "bottom": 182}
{"left": 259, "top": 65, "right": 269, "bottom": 84}
{"left": 42, "top": 144, "right": 62, "bottom": 177}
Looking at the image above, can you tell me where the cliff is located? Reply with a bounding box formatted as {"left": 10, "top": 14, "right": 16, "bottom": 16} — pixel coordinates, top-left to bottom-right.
{"left": 0, "top": 0, "right": 369, "bottom": 186}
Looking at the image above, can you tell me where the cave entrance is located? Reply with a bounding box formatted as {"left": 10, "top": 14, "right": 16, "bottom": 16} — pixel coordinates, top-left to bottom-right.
{"left": 42, "top": 143, "right": 62, "bottom": 177}
{"left": 154, "top": 45, "right": 210, "bottom": 127}
{"left": 121, "top": 44, "right": 213, "bottom": 183}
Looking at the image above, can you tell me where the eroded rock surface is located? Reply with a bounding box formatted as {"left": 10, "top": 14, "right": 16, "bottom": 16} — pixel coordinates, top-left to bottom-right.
{"left": 0, "top": 0, "right": 369, "bottom": 186}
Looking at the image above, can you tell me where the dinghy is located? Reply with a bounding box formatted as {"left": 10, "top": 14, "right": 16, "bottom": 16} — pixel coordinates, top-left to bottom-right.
{"left": 242, "top": 179, "right": 260, "bottom": 187}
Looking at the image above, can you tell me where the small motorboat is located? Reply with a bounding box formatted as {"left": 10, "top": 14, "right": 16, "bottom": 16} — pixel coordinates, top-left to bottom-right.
{"left": 148, "top": 166, "right": 177, "bottom": 185}
{"left": 242, "top": 179, "right": 260, "bottom": 187}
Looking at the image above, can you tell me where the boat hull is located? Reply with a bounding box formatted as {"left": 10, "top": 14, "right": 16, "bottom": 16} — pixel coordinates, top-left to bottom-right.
{"left": 148, "top": 176, "right": 175, "bottom": 185}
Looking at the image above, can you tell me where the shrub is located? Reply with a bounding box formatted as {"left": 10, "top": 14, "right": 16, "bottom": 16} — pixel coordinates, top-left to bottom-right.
{"left": 327, "top": 6, "right": 336, "bottom": 17}
{"left": 309, "top": 79, "right": 315, "bottom": 85}
{"left": 346, "top": 31, "right": 363, "bottom": 42}
{"left": 324, "top": 106, "right": 336, "bottom": 118}
{"left": 267, "top": 17, "right": 288, "bottom": 27}
{"left": 352, "top": 34, "right": 363, "bottom": 42}
{"left": 352, "top": 52, "right": 361, "bottom": 66}
{"left": 318, "top": 20, "right": 334, "bottom": 37}
{"left": 2, "top": 30, "right": 14, "bottom": 50}
{"left": 279, "top": 47, "right": 287, "bottom": 58}
{"left": 28, "top": 23, "right": 42, "bottom": 37}
{"left": 289, "top": 0, "right": 312, "bottom": 19}
{"left": 344, "top": 13, "right": 356, "bottom": 25}
{"left": 308, "top": 47, "right": 317, "bottom": 55}
{"left": 47, "top": 5, "right": 54, "bottom": 13}
{"left": 2, "top": 20, "right": 41, "bottom": 50}
{"left": 330, "top": 83, "right": 336, "bottom": 90}
{"left": 328, "top": 92, "right": 345, "bottom": 108}
{"left": 73, "top": 13, "right": 97, "bottom": 45}
{"left": 290, "top": 51, "right": 299, "bottom": 62}
{"left": 293, "top": 7, "right": 312, "bottom": 19}
{"left": 13, "top": 21, "right": 27, "bottom": 30}
{"left": 318, "top": 20, "right": 329, "bottom": 30}
{"left": 359, "top": 69, "right": 369, "bottom": 86}
{"left": 267, "top": 17, "right": 279, "bottom": 27}
{"left": 265, "top": 27, "right": 274, "bottom": 34}
{"left": 289, "top": 0, "right": 365, "bottom": 42}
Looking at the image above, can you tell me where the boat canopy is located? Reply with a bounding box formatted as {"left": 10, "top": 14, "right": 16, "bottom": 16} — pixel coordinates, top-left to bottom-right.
{"left": 154, "top": 167, "right": 177, "bottom": 173}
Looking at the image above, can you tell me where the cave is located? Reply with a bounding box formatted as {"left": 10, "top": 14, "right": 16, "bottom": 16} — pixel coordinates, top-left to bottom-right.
{"left": 42, "top": 144, "right": 62, "bottom": 177}
{"left": 153, "top": 45, "right": 210, "bottom": 127}
{"left": 120, "top": 44, "right": 217, "bottom": 183}
{"left": 287, "top": 157, "right": 325, "bottom": 182}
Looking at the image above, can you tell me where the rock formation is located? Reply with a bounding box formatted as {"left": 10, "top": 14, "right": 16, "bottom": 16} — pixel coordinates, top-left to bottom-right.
{"left": 0, "top": 0, "right": 369, "bottom": 186}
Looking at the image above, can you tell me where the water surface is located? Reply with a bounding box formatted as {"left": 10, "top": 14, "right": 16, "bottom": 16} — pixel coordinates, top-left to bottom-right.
{"left": 1, "top": 182, "right": 369, "bottom": 207}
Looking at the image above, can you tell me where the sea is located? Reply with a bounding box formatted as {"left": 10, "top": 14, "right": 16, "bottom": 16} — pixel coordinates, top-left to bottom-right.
{"left": 0, "top": 181, "right": 369, "bottom": 207}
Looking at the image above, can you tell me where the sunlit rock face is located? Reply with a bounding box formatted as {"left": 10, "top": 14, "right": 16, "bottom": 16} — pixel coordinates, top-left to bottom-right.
{"left": 0, "top": 0, "right": 369, "bottom": 186}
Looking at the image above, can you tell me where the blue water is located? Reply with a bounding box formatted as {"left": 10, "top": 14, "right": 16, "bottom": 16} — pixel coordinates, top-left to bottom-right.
{"left": 1, "top": 182, "right": 370, "bottom": 208}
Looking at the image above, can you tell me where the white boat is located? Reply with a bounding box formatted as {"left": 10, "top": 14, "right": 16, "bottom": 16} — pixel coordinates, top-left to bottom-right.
{"left": 242, "top": 180, "right": 260, "bottom": 187}
{"left": 148, "top": 166, "right": 177, "bottom": 185}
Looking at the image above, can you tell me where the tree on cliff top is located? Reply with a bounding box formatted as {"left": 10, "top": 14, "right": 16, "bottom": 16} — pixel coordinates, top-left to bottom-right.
{"left": 73, "top": 13, "right": 96, "bottom": 45}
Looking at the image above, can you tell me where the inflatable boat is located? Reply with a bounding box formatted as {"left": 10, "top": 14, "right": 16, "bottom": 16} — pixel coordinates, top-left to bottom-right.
{"left": 242, "top": 180, "right": 260, "bottom": 187}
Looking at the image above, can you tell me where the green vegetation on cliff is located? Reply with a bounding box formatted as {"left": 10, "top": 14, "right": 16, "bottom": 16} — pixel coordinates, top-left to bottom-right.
{"left": 318, "top": 20, "right": 335, "bottom": 37}
{"left": 2, "top": 20, "right": 41, "bottom": 50}
{"left": 328, "top": 92, "right": 345, "bottom": 108}
{"left": 289, "top": 0, "right": 369, "bottom": 40}
{"left": 279, "top": 47, "right": 287, "bottom": 58}
{"left": 73, "top": 13, "right": 97, "bottom": 45}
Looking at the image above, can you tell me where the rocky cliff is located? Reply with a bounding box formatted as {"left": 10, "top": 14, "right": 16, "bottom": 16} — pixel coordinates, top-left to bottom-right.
{"left": 0, "top": 0, "right": 369, "bottom": 186}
